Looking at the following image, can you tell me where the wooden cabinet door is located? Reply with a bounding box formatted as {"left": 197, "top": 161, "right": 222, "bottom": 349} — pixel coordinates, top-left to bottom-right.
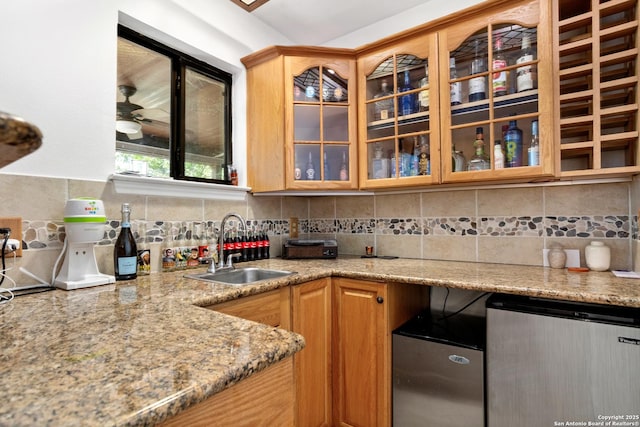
{"left": 333, "top": 278, "right": 388, "bottom": 427}
{"left": 438, "top": 0, "right": 555, "bottom": 183}
{"left": 291, "top": 278, "right": 332, "bottom": 427}
{"left": 285, "top": 55, "right": 358, "bottom": 191}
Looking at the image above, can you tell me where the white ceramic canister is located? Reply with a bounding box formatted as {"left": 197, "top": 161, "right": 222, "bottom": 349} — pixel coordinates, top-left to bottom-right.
{"left": 585, "top": 241, "right": 611, "bottom": 271}
{"left": 547, "top": 245, "right": 567, "bottom": 269}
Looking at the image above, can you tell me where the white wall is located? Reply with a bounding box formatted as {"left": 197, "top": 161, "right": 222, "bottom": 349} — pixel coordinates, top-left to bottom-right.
{"left": 0, "top": 0, "right": 481, "bottom": 182}
{"left": 0, "top": 0, "right": 291, "bottom": 182}
{"left": 326, "top": 0, "right": 486, "bottom": 47}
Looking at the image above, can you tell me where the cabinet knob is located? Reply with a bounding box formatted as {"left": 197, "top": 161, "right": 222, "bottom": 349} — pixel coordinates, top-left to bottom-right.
{"left": 376, "top": 296, "right": 384, "bottom": 304}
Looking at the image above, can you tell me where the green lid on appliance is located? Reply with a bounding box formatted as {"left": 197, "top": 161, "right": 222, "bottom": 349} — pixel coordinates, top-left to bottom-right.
{"left": 63, "top": 198, "right": 107, "bottom": 223}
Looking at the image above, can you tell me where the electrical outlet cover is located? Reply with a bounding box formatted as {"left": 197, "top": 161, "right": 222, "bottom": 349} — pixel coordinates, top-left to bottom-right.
{"left": 0, "top": 217, "right": 23, "bottom": 257}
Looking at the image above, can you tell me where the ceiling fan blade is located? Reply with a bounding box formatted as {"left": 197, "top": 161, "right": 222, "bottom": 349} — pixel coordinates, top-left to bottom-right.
{"left": 132, "top": 108, "right": 169, "bottom": 122}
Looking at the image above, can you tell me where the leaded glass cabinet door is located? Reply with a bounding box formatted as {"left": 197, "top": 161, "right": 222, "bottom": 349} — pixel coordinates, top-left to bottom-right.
{"left": 285, "top": 55, "right": 357, "bottom": 190}
{"left": 438, "top": 0, "right": 554, "bottom": 183}
{"left": 358, "top": 32, "right": 440, "bottom": 189}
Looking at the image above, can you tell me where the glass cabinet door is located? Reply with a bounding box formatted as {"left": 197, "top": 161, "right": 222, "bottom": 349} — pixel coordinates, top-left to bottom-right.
{"left": 439, "top": 0, "right": 554, "bottom": 183}
{"left": 359, "top": 33, "right": 439, "bottom": 189}
{"left": 286, "top": 58, "right": 357, "bottom": 189}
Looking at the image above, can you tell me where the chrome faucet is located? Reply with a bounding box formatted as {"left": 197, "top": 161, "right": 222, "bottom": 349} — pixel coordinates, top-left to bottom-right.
{"left": 208, "top": 212, "right": 246, "bottom": 273}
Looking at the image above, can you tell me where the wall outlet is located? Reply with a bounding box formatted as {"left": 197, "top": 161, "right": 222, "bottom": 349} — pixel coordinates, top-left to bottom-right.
{"left": 290, "top": 217, "right": 299, "bottom": 239}
{"left": 0, "top": 217, "right": 23, "bottom": 257}
{"left": 542, "top": 248, "right": 580, "bottom": 268}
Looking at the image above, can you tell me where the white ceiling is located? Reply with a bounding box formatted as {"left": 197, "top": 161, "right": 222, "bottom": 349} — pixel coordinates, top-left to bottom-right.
{"left": 248, "top": 0, "right": 435, "bottom": 45}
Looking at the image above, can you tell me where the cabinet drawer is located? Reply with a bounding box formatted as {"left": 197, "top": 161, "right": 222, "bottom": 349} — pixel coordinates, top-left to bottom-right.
{"left": 206, "top": 287, "right": 290, "bottom": 329}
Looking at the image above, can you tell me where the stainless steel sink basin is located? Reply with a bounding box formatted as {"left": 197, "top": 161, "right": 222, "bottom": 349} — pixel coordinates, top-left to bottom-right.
{"left": 186, "top": 267, "right": 295, "bottom": 285}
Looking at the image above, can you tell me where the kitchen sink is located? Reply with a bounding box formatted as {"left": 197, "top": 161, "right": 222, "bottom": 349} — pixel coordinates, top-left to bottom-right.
{"left": 186, "top": 267, "right": 295, "bottom": 285}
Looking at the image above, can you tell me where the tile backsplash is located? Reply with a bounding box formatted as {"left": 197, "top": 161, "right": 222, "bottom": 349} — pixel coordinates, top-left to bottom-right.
{"left": 1, "top": 172, "right": 638, "bottom": 286}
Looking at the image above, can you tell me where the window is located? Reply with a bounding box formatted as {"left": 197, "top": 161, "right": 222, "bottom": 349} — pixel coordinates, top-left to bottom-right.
{"left": 116, "top": 25, "right": 233, "bottom": 184}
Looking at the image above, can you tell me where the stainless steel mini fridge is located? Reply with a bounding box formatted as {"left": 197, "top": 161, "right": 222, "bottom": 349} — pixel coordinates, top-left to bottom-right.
{"left": 487, "top": 294, "right": 640, "bottom": 427}
{"left": 392, "top": 311, "right": 485, "bottom": 427}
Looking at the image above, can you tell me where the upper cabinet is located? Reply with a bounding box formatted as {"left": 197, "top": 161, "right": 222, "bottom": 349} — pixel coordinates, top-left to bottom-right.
{"left": 357, "top": 0, "right": 555, "bottom": 190}
{"left": 358, "top": 33, "right": 440, "bottom": 189}
{"left": 438, "top": 0, "right": 555, "bottom": 183}
{"left": 553, "top": 0, "right": 640, "bottom": 177}
{"left": 242, "top": 47, "right": 358, "bottom": 192}
{"left": 243, "top": 0, "right": 638, "bottom": 193}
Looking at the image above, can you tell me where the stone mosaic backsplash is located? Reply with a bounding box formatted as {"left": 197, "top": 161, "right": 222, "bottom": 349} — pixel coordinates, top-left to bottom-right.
{"left": 21, "top": 215, "right": 636, "bottom": 251}
{"left": 307, "top": 215, "right": 633, "bottom": 238}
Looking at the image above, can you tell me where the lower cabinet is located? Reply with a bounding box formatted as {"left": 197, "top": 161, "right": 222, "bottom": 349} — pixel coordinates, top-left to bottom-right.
{"left": 160, "top": 358, "right": 294, "bottom": 427}
{"left": 186, "top": 279, "right": 428, "bottom": 427}
{"left": 291, "top": 278, "right": 333, "bottom": 427}
{"left": 332, "top": 278, "right": 429, "bottom": 427}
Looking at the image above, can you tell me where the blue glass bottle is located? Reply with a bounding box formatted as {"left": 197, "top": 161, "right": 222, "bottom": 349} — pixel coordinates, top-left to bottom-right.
{"left": 504, "top": 120, "right": 523, "bottom": 167}
{"left": 399, "top": 70, "right": 416, "bottom": 116}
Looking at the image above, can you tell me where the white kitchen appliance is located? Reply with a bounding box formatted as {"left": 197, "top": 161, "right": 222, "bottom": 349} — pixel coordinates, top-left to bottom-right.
{"left": 54, "top": 198, "right": 115, "bottom": 290}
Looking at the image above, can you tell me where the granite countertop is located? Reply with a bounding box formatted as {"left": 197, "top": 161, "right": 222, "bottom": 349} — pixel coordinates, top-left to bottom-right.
{"left": 2, "top": 256, "right": 640, "bottom": 426}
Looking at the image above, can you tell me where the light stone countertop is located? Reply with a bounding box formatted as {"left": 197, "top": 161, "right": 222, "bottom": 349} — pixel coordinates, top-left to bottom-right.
{"left": 2, "top": 256, "right": 640, "bottom": 426}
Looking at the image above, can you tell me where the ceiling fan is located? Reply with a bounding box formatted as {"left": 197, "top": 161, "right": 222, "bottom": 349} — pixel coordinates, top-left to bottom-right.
{"left": 116, "top": 85, "right": 170, "bottom": 140}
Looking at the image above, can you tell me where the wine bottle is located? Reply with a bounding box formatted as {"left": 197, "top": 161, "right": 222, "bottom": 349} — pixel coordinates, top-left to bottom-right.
{"left": 492, "top": 37, "right": 508, "bottom": 97}
{"left": 399, "top": 69, "right": 416, "bottom": 116}
{"left": 339, "top": 151, "right": 348, "bottom": 181}
{"left": 305, "top": 152, "right": 316, "bottom": 180}
{"left": 469, "top": 39, "right": 486, "bottom": 102}
{"left": 449, "top": 58, "right": 462, "bottom": 106}
{"left": 114, "top": 203, "right": 137, "bottom": 281}
{"left": 516, "top": 35, "right": 536, "bottom": 93}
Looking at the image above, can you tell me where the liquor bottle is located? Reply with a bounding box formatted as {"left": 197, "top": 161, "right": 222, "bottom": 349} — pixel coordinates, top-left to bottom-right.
{"left": 399, "top": 69, "right": 416, "bottom": 116}
{"left": 373, "top": 80, "right": 394, "bottom": 120}
{"left": 528, "top": 119, "right": 540, "bottom": 166}
{"left": 516, "top": 35, "right": 536, "bottom": 93}
{"left": 504, "top": 119, "right": 523, "bottom": 167}
{"left": 418, "top": 63, "right": 429, "bottom": 112}
{"left": 467, "top": 127, "right": 490, "bottom": 171}
{"left": 418, "top": 135, "right": 430, "bottom": 176}
{"left": 136, "top": 221, "right": 150, "bottom": 276}
{"left": 339, "top": 151, "right": 348, "bottom": 181}
{"left": 114, "top": 203, "right": 137, "bottom": 281}
{"left": 372, "top": 145, "right": 389, "bottom": 179}
{"left": 197, "top": 223, "right": 210, "bottom": 265}
{"left": 449, "top": 57, "right": 462, "bottom": 106}
{"left": 494, "top": 140, "right": 505, "bottom": 169}
{"left": 324, "top": 151, "right": 330, "bottom": 180}
{"left": 411, "top": 141, "right": 419, "bottom": 177}
{"left": 469, "top": 38, "right": 487, "bottom": 102}
{"left": 492, "top": 36, "right": 508, "bottom": 97}
{"left": 305, "top": 152, "right": 316, "bottom": 180}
